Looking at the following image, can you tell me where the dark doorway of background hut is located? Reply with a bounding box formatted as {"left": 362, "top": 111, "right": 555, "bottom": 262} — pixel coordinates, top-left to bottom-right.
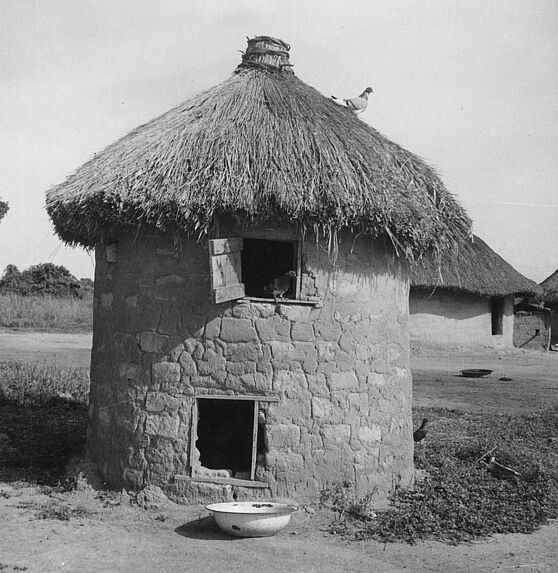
{"left": 242, "top": 239, "right": 297, "bottom": 298}
{"left": 196, "top": 399, "right": 257, "bottom": 478}
{"left": 491, "top": 297, "right": 504, "bottom": 335}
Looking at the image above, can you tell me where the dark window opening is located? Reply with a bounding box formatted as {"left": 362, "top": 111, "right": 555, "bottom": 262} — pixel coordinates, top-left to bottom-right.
{"left": 491, "top": 297, "right": 504, "bottom": 335}
{"left": 241, "top": 239, "right": 297, "bottom": 299}
{"left": 195, "top": 399, "right": 264, "bottom": 477}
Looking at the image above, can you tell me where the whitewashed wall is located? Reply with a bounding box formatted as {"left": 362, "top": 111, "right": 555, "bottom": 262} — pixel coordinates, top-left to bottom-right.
{"left": 409, "top": 290, "right": 514, "bottom": 347}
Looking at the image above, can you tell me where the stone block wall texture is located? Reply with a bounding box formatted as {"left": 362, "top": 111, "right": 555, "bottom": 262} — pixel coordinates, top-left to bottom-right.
{"left": 410, "top": 291, "right": 514, "bottom": 347}
{"left": 88, "top": 227, "right": 413, "bottom": 503}
{"left": 513, "top": 311, "right": 551, "bottom": 351}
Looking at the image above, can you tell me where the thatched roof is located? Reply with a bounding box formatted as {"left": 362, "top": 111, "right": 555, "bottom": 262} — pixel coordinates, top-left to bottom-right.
{"left": 46, "top": 36, "right": 471, "bottom": 258}
{"left": 541, "top": 269, "right": 558, "bottom": 303}
{"left": 0, "top": 199, "right": 8, "bottom": 223}
{"left": 411, "top": 235, "right": 540, "bottom": 297}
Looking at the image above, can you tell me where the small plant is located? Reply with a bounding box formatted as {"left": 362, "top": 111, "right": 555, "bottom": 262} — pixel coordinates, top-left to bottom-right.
{"left": 320, "top": 482, "right": 377, "bottom": 524}
{"left": 34, "top": 499, "right": 92, "bottom": 521}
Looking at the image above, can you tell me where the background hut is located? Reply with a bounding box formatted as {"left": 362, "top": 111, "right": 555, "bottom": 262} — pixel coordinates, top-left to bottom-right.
{"left": 0, "top": 200, "right": 8, "bottom": 224}
{"left": 410, "top": 235, "right": 540, "bottom": 347}
{"left": 512, "top": 300, "right": 551, "bottom": 351}
{"left": 541, "top": 269, "right": 558, "bottom": 346}
{"left": 46, "top": 36, "right": 470, "bottom": 503}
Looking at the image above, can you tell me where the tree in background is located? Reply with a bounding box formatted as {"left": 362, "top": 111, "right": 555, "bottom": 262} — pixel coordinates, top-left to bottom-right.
{"left": 0, "top": 263, "right": 87, "bottom": 297}
{"left": 0, "top": 264, "right": 24, "bottom": 292}
{"left": 78, "top": 277, "right": 94, "bottom": 297}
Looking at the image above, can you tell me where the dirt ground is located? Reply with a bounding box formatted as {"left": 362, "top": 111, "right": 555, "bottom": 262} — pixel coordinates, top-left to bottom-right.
{"left": 411, "top": 341, "right": 558, "bottom": 415}
{"left": 0, "top": 330, "right": 92, "bottom": 368}
{"left": 1, "top": 331, "right": 558, "bottom": 572}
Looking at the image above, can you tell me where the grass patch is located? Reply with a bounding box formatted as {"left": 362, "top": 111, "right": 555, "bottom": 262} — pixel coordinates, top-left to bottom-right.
{"left": 0, "top": 360, "right": 89, "bottom": 484}
{"left": 0, "top": 293, "right": 92, "bottom": 332}
{"left": 323, "top": 407, "right": 558, "bottom": 544}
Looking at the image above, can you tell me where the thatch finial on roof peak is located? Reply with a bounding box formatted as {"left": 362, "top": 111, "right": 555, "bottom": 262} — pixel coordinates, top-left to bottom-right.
{"left": 237, "top": 35, "right": 294, "bottom": 74}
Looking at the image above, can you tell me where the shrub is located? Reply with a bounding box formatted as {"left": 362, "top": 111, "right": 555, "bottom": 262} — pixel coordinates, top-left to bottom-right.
{"left": 0, "top": 263, "right": 88, "bottom": 298}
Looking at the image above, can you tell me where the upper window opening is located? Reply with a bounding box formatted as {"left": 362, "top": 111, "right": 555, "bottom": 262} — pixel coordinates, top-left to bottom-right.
{"left": 241, "top": 239, "right": 297, "bottom": 299}
{"left": 209, "top": 236, "right": 306, "bottom": 304}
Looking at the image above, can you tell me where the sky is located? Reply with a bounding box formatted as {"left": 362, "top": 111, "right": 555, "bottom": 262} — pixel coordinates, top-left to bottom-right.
{"left": 0, "top": 0, "right": 557, "bottom": 282}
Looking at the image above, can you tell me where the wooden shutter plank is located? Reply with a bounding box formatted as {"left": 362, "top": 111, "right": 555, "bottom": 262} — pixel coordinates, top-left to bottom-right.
{"left": 189, "top": 400, "right": 198, "bottom": 471}
{"left": 210, "top": 237, "right": 243, "bottom": 256}
{"left": 250, "top": 401, "right": 259, "bottom": 481}
{"left": 210, "top": 251, "right": 242, "bottom": 288}
{"left": 214, "top": 283, "right": 245, "bottom": 304}
{"left": 209, "top": 237, "right": 245, "bottom": 303}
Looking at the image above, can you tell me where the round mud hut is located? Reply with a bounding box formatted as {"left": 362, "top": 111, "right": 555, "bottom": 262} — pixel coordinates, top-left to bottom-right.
{"left": 46, "top": 37, "right": 470, "bottom": 503}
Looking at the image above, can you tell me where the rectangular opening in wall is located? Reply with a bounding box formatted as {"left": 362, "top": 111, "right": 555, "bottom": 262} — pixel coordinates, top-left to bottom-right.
{"left": 195, "top": 398, "right": 265, "bottom": 480}
{"left": 491, "top": 297, "right": 504, "bottom": 335}
{"left": 241, "top": 238, "right": 298, "bottom": 299}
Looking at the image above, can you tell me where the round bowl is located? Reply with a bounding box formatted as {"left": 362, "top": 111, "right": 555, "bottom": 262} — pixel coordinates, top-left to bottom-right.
{"left": 460, "top": 369, "right": 493, "bottom": 378}
{"left": 206, "top": 501, "right": 298, "bottom": 537}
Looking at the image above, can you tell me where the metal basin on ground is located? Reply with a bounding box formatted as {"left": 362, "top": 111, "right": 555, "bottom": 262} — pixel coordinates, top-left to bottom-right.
{"left": 206, "top": 501, "right": 298, "bottom": 537}
{"left": 460, "top": 369, "right": 493, "bottom": 378}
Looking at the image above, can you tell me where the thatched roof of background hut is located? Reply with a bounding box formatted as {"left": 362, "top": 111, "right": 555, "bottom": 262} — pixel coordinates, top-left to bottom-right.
{"left": 46, "top": 36, "right": 471, "bottom": 259}
{"left": 0, "top": 199, "right": 8, "bottom": 223}
{"left": 411, "top": 235, "right": 540, "bottom": 297}
{"left": 541, "top": 269, "right": 558, "bottom": 303}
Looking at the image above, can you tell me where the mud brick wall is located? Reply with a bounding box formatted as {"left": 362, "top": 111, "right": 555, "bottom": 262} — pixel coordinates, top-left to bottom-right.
{"left": 513, "top": 311, "right": 550, "bottom": 351}
{"left": 88, "top": 228, "right": 414, "bottom": 503}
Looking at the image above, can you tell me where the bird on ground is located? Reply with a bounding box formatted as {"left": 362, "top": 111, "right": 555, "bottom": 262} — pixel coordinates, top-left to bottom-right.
{"left": 486, "top": 457, "right": 521, "bottom": 481}
{"left": 263, "top": 270, "right": 297, "bottom": 302}
{"left": 413, "top": 418, "right": 429, "bottom": 443}
{"left": 330, "top": 87, "right": 373, "bottom": 114}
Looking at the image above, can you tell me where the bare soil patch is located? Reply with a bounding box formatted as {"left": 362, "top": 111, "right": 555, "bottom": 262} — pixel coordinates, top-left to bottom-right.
{"left": 412, "top": 342, "right": 558, "bottom": 414}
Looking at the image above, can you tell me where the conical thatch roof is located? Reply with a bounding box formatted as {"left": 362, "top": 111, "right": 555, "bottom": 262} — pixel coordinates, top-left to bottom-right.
{"left": 0, "top": 199, "right": 8, "bottom": 223}
{"left": 541, "top": 269, "right": 558, "bottom": 303}
{"left": 46, "top": 36, "right": 471, "bottom": 258}
{"left": 411, "top": 235, "right": 540, "bottom": 297}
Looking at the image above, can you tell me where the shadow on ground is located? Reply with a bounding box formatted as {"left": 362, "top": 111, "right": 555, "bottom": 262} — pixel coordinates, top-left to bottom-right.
{"left": 175, "top": 516, "right": 239, "bottom": 541}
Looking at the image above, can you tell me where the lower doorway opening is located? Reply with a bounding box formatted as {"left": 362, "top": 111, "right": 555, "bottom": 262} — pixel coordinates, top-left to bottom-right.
{"left": 195, "top": 398, "right": 264, "bottom": 480}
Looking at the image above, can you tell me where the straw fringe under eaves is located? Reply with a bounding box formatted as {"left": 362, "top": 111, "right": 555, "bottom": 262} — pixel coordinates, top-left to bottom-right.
{"left": 46, "top": 66, "right": 471, "bottom": 258}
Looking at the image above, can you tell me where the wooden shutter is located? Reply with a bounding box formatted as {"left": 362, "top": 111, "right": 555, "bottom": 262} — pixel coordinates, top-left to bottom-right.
{"left": 209, "top": 238, "right": 245, "bottom": 303}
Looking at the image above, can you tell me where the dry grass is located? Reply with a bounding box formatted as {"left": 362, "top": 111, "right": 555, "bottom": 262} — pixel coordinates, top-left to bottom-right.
{"left": 0, "top": 360, "right": 89, "bottom": 484}
{"left": 0, "top": 293, "right": 92, "bottom": 332}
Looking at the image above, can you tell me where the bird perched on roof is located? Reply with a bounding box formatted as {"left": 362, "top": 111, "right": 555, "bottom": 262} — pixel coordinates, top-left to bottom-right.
{"left": 486, "top": 457, "right": 521, "bottom": 481}
{"left": 330, "top": 87, "right": 373, "bottom": 114}
{"left": 264, "top": 270, "right": 297, "bottom": 302}
{"left": 413, "top": 418, "right": 428, "bottom": 443}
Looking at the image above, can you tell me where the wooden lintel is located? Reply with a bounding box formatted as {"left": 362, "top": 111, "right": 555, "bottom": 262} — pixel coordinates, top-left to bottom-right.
{"left": 238, "top": 296, "right": 321, "bottom": 306}
{"left": 195, "top": 394, "right": 279, "bottom": 402}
